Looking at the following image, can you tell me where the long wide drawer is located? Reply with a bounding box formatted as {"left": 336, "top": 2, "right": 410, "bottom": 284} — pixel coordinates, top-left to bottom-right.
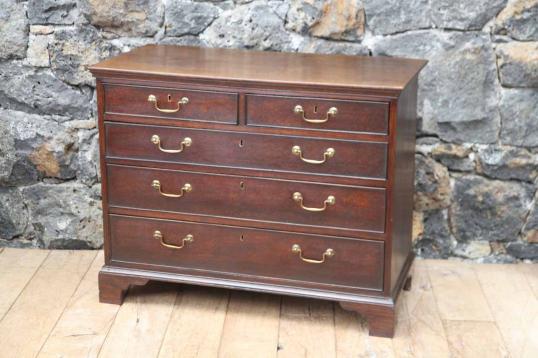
{"left": 105, "top": 122, "right": 388, "bottom": 180}
{"left": 104, "top": 84, "right": 238, "bottom": 124}
{"left": 109, "top": 215, "right": 385, "bottom": 291}
{"left": 107, "top": 165, "right": 387, "bottom": 233}
{"left": 246, "top": 94, "right": 389, "bottom": 134}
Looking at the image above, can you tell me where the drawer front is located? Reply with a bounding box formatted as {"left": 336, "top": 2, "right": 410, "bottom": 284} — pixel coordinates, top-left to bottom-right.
{"left": 246, "top": 94, "right": 389, "bottom": 134}
{"left": 107, "top": 165, "right": 386, "bottom": 233}
{"left": 105, "top": 122, "right": 388, "bottom": 180}
{"left": 109, "top": 215, "right": 384, "bottom": 291}
{"left": 104, "top": 85, "right": 238, "bottom": 124}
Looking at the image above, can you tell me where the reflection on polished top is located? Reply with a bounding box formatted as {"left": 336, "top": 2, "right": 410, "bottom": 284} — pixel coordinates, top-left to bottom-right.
{"left": 89, "top": 45, "right": 427, "bottom": 91}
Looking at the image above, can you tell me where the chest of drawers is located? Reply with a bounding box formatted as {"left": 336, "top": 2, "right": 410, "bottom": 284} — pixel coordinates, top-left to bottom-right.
{"left": 90, "top": 45, "right": 426, "bottom": 338}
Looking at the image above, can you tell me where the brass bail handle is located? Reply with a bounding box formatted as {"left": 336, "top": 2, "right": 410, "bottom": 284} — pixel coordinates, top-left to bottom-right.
{"left": 151, "top": 135, "right": 192, "bottom": 154}
{"left": 294, "top": 105, "right": 337, "bottom": 124}
{"left": 152, "top": 180, "right": 192, "bottom": 198}
{"left": 291, "top": 244, "right": 334, "bottom": 264}
{"left": 148, "top": 94, "right": 189, "bottom": 113}
{"left": 153, "top": 230, "right": 194, "bottom": 249}
{"left": 292, "top": 192, "right": 335, "bottom": 212}
{"left": 292, "top": 145, "right": 335, "bottom": 164}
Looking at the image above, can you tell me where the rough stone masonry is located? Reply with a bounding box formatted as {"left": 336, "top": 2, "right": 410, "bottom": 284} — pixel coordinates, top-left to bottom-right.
{"left": 0, "top": 0, "right": 536, "bottom": 262}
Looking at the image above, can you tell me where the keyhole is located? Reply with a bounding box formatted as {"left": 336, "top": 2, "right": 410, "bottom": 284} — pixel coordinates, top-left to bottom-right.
{"left": 240, "top": 234, "right": 245, "bottom": 242}
{"left": 240, "top": 181, "right": 245, "bottom": 190}
{"left": 167, "top": 94, "right": 172, "bottom": 102}
{"left": 314, "top": 105, "right": 318, "bottom": 113}
{"left": 239, "top": 139, "right": 244, "bottom": 147}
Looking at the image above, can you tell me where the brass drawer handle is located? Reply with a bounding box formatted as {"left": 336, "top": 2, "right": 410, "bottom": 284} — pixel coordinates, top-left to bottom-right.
{"left": 294, "top": 105, "right": 337, "bottom": 124}
{"left": 151, "top": 135, "right": 192, "bottom": 153}
{"left": 153, "top": 230, "right": 193, "bottom": 249}
{"left": 292, "top": 145, "right": 335, "bottom": 164}
{"left": 148, "top": 94, "right": 189, "bottom": 113}
{"left": 152, "top": 180, "right": 192, "bottom": 198}
{"left": 292, "top": 192, "right": 335, "bottom": 212}
{"left": 291, "top": 244, "right": 334, "bottom": 264}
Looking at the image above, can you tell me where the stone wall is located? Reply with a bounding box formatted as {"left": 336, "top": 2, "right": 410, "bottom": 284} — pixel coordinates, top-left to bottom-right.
{"left": 0, "top": 0, "right": 536, "bottom": 261}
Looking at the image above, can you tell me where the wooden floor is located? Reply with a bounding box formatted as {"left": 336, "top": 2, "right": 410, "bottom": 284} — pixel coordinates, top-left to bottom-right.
{"left": 0, "top": 249, "right": 536, "bottom": 358}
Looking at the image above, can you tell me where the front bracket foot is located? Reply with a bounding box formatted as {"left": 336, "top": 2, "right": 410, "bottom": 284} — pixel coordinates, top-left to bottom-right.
{"left": 339, "top": 301, "right": 395, "bottom": 338}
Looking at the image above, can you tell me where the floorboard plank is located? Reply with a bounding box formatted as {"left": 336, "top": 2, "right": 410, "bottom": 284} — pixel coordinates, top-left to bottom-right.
{"left": 277, "top": 297, "right": 336, "bottom": 358}
{"left": 0, "top": 250, "right": 96, "bottom": 358}
{"left": 0, "top": 248, "right": 50, "bottom": 321}
{"left": 426, "top": 260, "right": 493, "bottom": 321}
{"left": 218, "top": 291, "right": 281, "bottom": 358}
{"left": 334, "top": 304, "right": 395, "bottom": 358}
{"left": 398, "top": 260, "right": 450, "bottom": 358}
{"left": 444, "top": 320, "right": 509, "bottom": 358}
{"left": 158, "top": 286, "right": 229, "bottom": 358}
{"left": 37, "top": 251, "right": 121, "bottom": 358}
{"left": 518, "top": 263, "right": 538, "bottom": 299}
{"left": 98, "top": 282, "right": 178, "bottom": 358}
{"left": 475, "top": 264, "right": 538, "bottom": 358}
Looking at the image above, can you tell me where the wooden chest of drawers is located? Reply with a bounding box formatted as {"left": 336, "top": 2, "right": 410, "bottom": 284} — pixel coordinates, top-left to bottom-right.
{"left": 90, "top": 45, "right": 426, "bottom": 338}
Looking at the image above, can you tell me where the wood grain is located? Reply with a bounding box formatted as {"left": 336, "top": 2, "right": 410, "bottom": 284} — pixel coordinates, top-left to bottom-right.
{"left": 277, "top": 297, "right": 336, "bottom": 358}
{"left": 37, "top": 252, "right": 120, "bottom": 358}
{"left": 218, "top": 291, "right": 281, "bottom": 358}
{"left": 0, "top": 250, "right": 532, "bottom": 357}
{"left": 475, "top": 264, "right": 538, "bottom": 358}
{"left": 0, "top": 251, "right": 96, "bottom": 358}
{"left": 159, "top": 286, "right": 229, "bottom": 358}
{"left": 0, "top": 248, "right": 49, "bottom": 321}
{"left": 334, "top": 304, "right": 396, "bottom": 357}
{"left": 427, "top": 260, "right": 493, "bottom": 321}
{"left": 106, "top": 164, "right": 387, "bottom": 234}
{"left": 398, "top": 260, "right": 450, "bottom": 358}
{"left": 108, "top": 215, "right": 385, "bottom": 292}
{"left": 92, "top": 44, "right": 424, "bottom": 338}
{"left": 519, "top": 263, "right": 538, "bottom": 299}
{"left": 98, "top": 282, "right": 178, "bottom": 358}
{"left": 89, "top": 45, "right": 427, "bottom": 92}
{"left": 444, "top": 321, "right": 509, "bottom": 358}
{"left": 105, "top": 122, "right": 389, "bottom": 180}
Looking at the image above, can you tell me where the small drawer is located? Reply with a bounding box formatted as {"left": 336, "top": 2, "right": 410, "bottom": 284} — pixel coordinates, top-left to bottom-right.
{"left": 105, "top": 122, "right": 388, "bottom": 180}
{"left": 107, "top": 165, "right": 387, "bottom": 234}
{"left": 104, "top": 84, "right": 238, "bottom": 124}
{"left": 109, "top": 215, "right": 385, "bottom": 291}
{"left": 246, "top": 94, "right": 389, "bottom": 134}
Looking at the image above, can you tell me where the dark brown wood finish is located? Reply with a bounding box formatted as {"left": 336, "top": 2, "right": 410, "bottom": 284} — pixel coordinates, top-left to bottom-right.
{"left": 104, "top": 84, "right": 239, "bottom": 124}
{"left": 246, "top": 94, "right": 389, "bottom": 134}
{"left": 91, "top": 45, "right": 426, "bottom": 338}
{"left": 105, "top": 122, "right": 388, "bottom": 180}
{"left": 109, "top": 215, "right": 385, "bottom": 291}
{"left": 106, "top": 164, "right": 387, "bottom": 234}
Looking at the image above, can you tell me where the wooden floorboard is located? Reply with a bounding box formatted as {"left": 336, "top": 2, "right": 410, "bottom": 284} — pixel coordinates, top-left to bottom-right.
{"left": 475, "top": 264, "right": 538, "bottom": 358}
{"left": 158, "top": 286, "right": 229, "bottom": 358}
{"left": 0, "top": 250, "right": 96, "bottom": 358}
{"left": 426, "top": 259, "right": 494, "bottom": 321}
{"left": 0, "top": 248, "right": 50, "bottom": 321}
{"left": 37, "top": 252, "right": 120, "bottom": 358}
{"left": 277, "top": 296, "right": 336, "bottom": 358}
{"left": 0, "top": 249, "right": 535, "bottom": 358}
{"left": 98, "top": 282, "right": 179, "bottom": 358}
{"left": 218, "top": 291, "right": 281, "bottom": 358}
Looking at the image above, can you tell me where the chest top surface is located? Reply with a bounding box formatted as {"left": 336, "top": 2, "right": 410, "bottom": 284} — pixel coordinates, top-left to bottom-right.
{"left": 90, "top": 45, "right": 426, "bottom": 91}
